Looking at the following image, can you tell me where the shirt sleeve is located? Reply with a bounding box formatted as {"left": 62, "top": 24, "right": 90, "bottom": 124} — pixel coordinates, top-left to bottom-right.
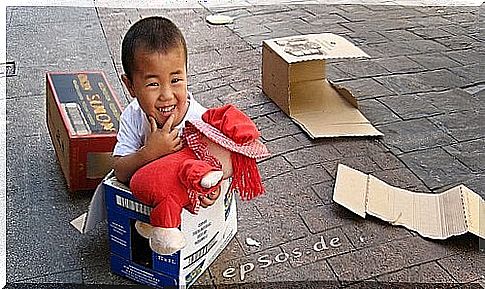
{"left": 113, "top": 103, "right": 144, "bottom": 157}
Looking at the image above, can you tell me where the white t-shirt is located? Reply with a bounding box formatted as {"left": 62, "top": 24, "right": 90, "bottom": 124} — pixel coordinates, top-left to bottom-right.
{"left": 113, "top": 93, "right": 206, "bottom": 157}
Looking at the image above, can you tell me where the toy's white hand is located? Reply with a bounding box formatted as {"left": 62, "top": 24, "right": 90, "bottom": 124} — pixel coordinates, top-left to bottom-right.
{"left": 200, "top": 170, "right": 223, "bottom": 188}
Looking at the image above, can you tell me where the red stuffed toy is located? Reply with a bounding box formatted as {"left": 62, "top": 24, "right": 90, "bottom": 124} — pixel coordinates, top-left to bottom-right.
{"left": 130, "top": 104, "right": 270, "bottom": 255}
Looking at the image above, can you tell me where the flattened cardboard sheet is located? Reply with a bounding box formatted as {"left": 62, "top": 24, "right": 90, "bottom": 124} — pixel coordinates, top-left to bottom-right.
{"left": 262, "top": 33, "right": 383, "bottom": 138}
{"left": 333, "top": 164, "right": 484, "bottom": 239}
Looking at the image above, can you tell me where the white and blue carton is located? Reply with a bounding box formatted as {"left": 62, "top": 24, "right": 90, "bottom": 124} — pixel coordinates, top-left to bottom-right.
{"left": 104, "top": 176, "right": 237, "bottom": 288}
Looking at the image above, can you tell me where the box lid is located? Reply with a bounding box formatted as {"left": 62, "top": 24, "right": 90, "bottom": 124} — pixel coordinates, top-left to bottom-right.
{"left": 262, "top": 33, "right": 370, "bottom": 64}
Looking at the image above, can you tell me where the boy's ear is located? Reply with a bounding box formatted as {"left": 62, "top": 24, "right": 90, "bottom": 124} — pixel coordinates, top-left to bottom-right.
{"left": 121, "top": 74, "right": 136, "bottom": 98}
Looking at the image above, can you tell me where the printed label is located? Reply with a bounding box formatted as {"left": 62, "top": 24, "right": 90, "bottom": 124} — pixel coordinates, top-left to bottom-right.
{"left": 50, "top": 72, "right": 121, "bottom": 135}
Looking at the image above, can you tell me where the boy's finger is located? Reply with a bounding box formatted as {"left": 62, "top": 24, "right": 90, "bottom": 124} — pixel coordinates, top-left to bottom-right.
{"left": 169, "top": 128, "right": 179, "bottom": 140}
{"left": 161, "top": 114, "right": 175, "bottom": 133}
{"left": 149, "top": 116, "right": 157, "bottom": 132}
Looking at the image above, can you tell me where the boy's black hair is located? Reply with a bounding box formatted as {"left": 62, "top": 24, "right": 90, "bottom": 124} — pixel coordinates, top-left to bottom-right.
{"left": 121, "top": 16, "right": 187, "bottom": 79}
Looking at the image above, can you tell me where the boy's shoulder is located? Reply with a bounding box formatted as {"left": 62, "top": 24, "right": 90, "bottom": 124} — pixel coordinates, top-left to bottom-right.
{"left": 121, "top": 99, "right": 143, "bottom": 117}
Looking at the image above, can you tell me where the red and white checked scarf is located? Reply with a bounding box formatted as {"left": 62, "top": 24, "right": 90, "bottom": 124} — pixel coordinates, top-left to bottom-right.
{"left": 184, "top": 122, "right": 265, "bottom": 212}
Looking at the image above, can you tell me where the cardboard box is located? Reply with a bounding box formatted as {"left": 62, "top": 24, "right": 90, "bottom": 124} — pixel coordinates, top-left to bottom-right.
{"left": 262, "top": 33, "right": 383, "bottom": 138}
{"left": 104, "top": 175, "right": 237, "bottom": 288}
{"left": 46, "top": 71, "right": 123, "bottom": 191}
{"left": 333, "top": 164, "right": 484, "bottom": 240}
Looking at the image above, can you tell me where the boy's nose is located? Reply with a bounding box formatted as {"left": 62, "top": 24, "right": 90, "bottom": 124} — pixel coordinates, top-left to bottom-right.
{"left": 157, "top": 86, "right": 173, "bottom": 101}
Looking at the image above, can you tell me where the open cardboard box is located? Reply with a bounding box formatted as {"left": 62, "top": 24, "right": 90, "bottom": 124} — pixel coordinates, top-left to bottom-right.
{"left": 333, "top": 164, "right": 484, "bottom": 240}
{"left": 262, "top": 33, "right": 383, "bottom": 138}
{"left": 103, "top": 173, "right": 237, "bottom": 288}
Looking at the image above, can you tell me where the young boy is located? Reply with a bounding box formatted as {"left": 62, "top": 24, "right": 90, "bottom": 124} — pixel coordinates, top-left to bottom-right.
{"left": 113, "top": 16, "right": 219, "bottom": 207}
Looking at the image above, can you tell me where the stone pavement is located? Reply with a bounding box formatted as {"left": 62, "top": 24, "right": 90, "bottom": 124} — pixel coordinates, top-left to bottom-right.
{"left": 5, "top": 2, "right": 484, "bottom": 288}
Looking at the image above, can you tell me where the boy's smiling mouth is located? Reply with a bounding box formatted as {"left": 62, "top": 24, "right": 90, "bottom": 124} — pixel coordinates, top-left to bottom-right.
{"left": 158, "top": 105, "right": 176, "bottom": 114}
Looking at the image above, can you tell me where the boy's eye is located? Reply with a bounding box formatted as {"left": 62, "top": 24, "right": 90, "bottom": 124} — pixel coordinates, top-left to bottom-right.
{"left": 146, "top": 82, "right": 159, "bottom": 87}
{"left": 171, "top": 78, "right": 182, "bottom": 84}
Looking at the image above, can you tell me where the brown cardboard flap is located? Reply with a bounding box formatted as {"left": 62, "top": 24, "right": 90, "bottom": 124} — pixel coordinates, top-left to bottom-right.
{"left": 290, "top": 80, "right": 383, "bottom": 137}
{"left": 333, "top": 164, "right": 485, "bottom": 240}
{"left": 333, "top": 164, "right": 367, "bottom": 217}
{"left": 263, "top": 33, "right": 370, "bottom": 64}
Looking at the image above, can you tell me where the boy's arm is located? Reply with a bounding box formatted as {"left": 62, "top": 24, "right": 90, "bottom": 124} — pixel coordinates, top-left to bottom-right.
{"left": 114, "top": 114, "right": 183, "bottom": 184}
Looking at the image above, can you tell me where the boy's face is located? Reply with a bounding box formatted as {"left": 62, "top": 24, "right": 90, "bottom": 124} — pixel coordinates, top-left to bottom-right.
{"left": 122, "top": 46, "right": 188, "bottom": 129}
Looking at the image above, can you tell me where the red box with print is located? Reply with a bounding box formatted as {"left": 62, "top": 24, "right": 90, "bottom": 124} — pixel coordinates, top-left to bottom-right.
{"left": 46, "top": 71, "right": 124, "bottom": 191}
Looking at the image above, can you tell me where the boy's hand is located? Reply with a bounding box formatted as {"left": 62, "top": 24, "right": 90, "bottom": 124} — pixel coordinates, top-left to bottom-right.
{"left": 142, "top": 114, "right": 183, "bottom": 161}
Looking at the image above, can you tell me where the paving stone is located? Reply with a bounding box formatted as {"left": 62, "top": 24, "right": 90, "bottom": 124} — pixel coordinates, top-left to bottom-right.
{"left": 7, "top": 19, "right": 113, "bottom": 69}
{"left": 345, "top": 31, "right": 388, "bottom": 46}
{"left": 340, "top": 216, "right": 413, "bottom": 250}
{"left": 368, "top": 151, "right": 403, "bottom": 171}
{"left": 438, "top": 251, "right": 485, "bottom": 283}
{"left": 210, "top": 246, "right": 292, "bottom": 284}
{"left": 284, "top": 144, "right": 341, "bottom": 169}
{"left": 300, "top": 203, "right": 361, "bottom": 234}
{"left": 213, "top": 237, "right": 246, "bottom": 264}
{"left": 325, "top": 63, "right": 353, "bottom": 82}
{"left": 332, "top": 59, "right": 389, "bottom": 79}
{"left": 236, "top": 211, "right": 308, "bottom": 255}
{"left": 357, "top": 99, "right": 400, "bottom": 126}
{"left": 243, "top": 101, "right": 281, "bottom": 119}
{"left": 335, "top": 78, "right": 396, "bottom": 100}
{"left": 264, "top": 134, "right": 311, "bottom": 156}
{"left": 258, "top": 156, "right": 293, "bottom": 180}
{"left": 252, "top": 115, "right": 275, "bottom": 131}
{"left": 331, "top": 138, "right": 387, "bottom": 158}
{"left": 230, "top": 78, "right": 262, "bottom": 92}
{"left": 257, "top": 172, "right": 325, "bottom": 217}
{"left": 407, "top": 52, "right": 462, "bottom": 70}
{"left": 9, "top": 6, "right": 98, "bottom": 27}
{"left": 260, "top": 121, "right": 303, "bottom": 142}
{"left": 193, "top": 269, "right": 215, "bottom": 287}
{"left": 190, "top": 50, "right": 233, "bottom": 74}
{"left": 444, "top": 47, "right": 480, "bottom": 66}
{"left": 435, "top": 35, "right": 477, "bottom": 51}
{"left": 7, "top": 95, "right": 50, "bottom": 137}
{"left": 218, "top": 88, "right": 269, "bottom": 110}
{"left": 378, "top": 93, "right": 442, "bottom": 120}
{"left": 265, "top": 259, "right": 337, "bottom": 284}
{"left": 194, "top": 85, "right": 234, "bottom": 108}
{"left": 375, "top": 262, "right": 456, "bottom": 283}
{"left": 323, "top": 155, "right": 382, "bottom": 178}
{"left": 342, "top": 19, "right": 419, "bottom": 34}
{"left": 377, "top": 118, "right": 456, "bottom": 153}
{"left": 327, "top": 237, "right": 454, "bottom": 282}
{"left": 409, "top": 26, "right": 455, "bottom": 39}
{"left": 400, "top": 147, "right": 473, "bottom": 190}
{"left": 372, "top": 56, "right": 425, "bottom": 74}
{"left": 371, "top": 167, "right": 427, "bottom": 190}
{"left": 280, "top": 228, "right": 353, "bottom": 268}
{"left": 420, "top": 88, "right": 478, "bottom": 114}
{"left": 16, "top": 270, "right": 84, "bottom": 284}
{"left": 311, "top": 181, "right": 335, "bottom": 205}
{"left": 449, "top": 64, "right": 481, "bottom": 87}
{"left": 378, "top": 30, "right": 423, "bottom": 42}
{"left": 429, "top": 110, "right": 484, "bottom": 142}
{"left": 444, "top": 139, "right": 484, "bottom": 173}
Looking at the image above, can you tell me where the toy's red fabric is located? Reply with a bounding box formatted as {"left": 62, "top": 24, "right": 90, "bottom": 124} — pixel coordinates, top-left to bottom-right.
{"left": 130, "top": 147, "right": 220, "bottom": 228}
